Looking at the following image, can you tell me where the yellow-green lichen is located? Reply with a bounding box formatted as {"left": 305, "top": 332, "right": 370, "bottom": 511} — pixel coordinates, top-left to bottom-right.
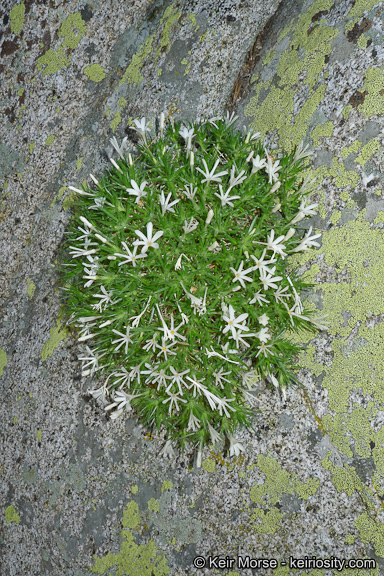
{"left": 10, "top": 2, "right": 25, "bottom": 35}
{"left": 155, "top": 4, "right": 182, "bottom": 59}
{"left": 111, "top": 111, "right": 121, "bottom": 133}
{"left": 5, "top": 505, "right": 20, "bottom": 524}
{"left": 118, "top": 97, "right": 127, "bottom": 109}
{"left": 161, "top": 480, "right": 173, "bottom": 492}
{"left": 27, "top": 278, "right": 36, "bottom": 299}
{"left": 58, "top": 13, "right": 87, "bottom": 49}
{"left": 345, "top": 534, "right": 356, "bottom": 544}
{"left": 36, "top": 430, "right": 42, "bottom": 442}
{"left": 311, "top": 121, "right": 334, "bottom": 146}
{"left": 359, "top": 66, "right": 384, "bottom": 118}
{"left": 131, "top": 485, "right": 138, "bottom": 494}
{"left": 245, "top": 0, "right": 338, "bottom": 152}
{"left": 0, "top": 348, "right": 7, "bottom": 378}
{"left": 45, "top": 135, "right": 55, "bottom": 146}
{"left": 328, "top": 157, "right": 359, "bottom": 188}
{"left": 340, "top": 140, "right": 362, "bottom": 159}
{"left": 37, "top": 47, "right": 71, "bottom": 76}
{"left": 346, "top": 0, "right": 381, "bottom": 25}
{"left": 329, "top": 210, "right": 341, "bottom": 224}
{"left": 29, "top": 142, "right": 35, "bottom": 154}
{"left": 251, "top": 506, "right": 284, "bottom": 535}
{"left": 355, "top": 138, "right": 381, "bottom": 167}
{"left": 84, "top": 64, "right": 106, "bottom": 82}
{"left": 355, "top": 512, "right": 384, "bottom": 558}
{"left": 277, "top": 18, "right": 294, "bottom": 42}
{"left": 119, "top": 34, "right": 154, "bottom": 87}
{"left": 41, "top": 319, "right": 68, "bottom": 362}
{"left": 261, "top": 49, "right": 276, "bottom": 67}
{"left": 91, "top": 500, "right": 169, "bottom": 575}
{"left": 76, "top": 156, "right": 84, "bottom": 170}
{"left": 357, "top": 33, "right": 369, "bottom": 49}
{"left": 202, "top": 458, "right": 215, "bottom": 473}
{"left": 250, "top": 455, "right": 319, "bottom": 505}
{"left": 147, "top": 498, "right": 160, "bottom": 513}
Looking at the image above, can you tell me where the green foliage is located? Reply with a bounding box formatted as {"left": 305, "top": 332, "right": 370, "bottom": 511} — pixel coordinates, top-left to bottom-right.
{"left": 59, "top": 113, "right": 325, "bottom": 454}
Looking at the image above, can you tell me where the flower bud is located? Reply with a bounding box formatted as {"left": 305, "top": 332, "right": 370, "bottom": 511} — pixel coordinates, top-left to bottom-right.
{"left": 190, "top": 151, "right": 194, "bottom": 169}
{"left": 284, "top": 228, "right": 296, "bottom": 241}
{"left": 205, "top": 209, "right": 214, "bottom": 224}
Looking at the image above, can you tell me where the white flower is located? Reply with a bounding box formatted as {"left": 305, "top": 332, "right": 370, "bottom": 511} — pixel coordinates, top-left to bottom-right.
{"left": 167, "top": 316, "right": 187, "bottom": 341}
{"left": 250, "top": 249, "right": 276, "bottom": 275}
{"left": 113, "top": 390, "right": 141, "bottom": 411}
{"left": 230, "top": 260, "right": 255, "bottom": 289}
{"left": 182, "top": 183, "right": 197, "bottom": 201}
{"left": 196, "top": 158, "right": 228, "bottom": 184}
{"left": 182, "top": 217, "right": 199, "bottom": 234}
{"left": 187, "top": 411, "right": 201, "bottom": 432}
{"left": 162, "top": 391, "right": 187, "bottom": 414}
{"left": 214, "top": 184, "right": 241, "bottom": 207}
{"left": 111, "top": 326, "right": 133, "bottom": 354}
{"left": 166, "top": 366, "right": 190, "bottom": 395}
{"left": 228, "top": 434, "right": 245, "bottom": 457}
{"left": 290, "top": 197, "right": 318, "bottom": 224}
{"left": 215, "top": 396, "right": 236, "bottom": 418}
{"left": 126, "top": 179, "right": 148, "bottom": 204}
{"left": 78, "top": 346, "right": 105, "bottom": 377}
{"left": 143, "top": 332, "right": 159, "bottom": 352}
{"left": 92, "top": 285, "right": 114, "bottom": 311}
{"left": 265, "top": 230, "right": 287, "bottom": 258}
{"left": 111, "top": 367, "right": 131, "bottom": 388}
{"left": 131, "top": 117, "right": 150, "bottom": 143}
{"left": 250, "top": 154, "right": 267, "bottom": 174}
{"left": 160, "top": 439, "right": 175, "bottom": 459}
{"left": 156, "top": 338, "right": 177, "bottom": 361}
{"left": 224, "top": 110, "right": 238, "bottom": 127}
{"left": 212, "top": 367, "right": 231, "bottom": 388}
{"left": 69, "top": 246, "right": 97, "bottom": 258}
{"left": 205, "top": 345, "right": 240, "bottom": 365}
{"left": 228, "top": 164, "right": 247, "bottom": 188}
{"left": 256, "top": 343, "right": 273, "bottom": 358}
{"left": 208, "top": 241, "right": 220, "bottom": 252}
{"left": 185, "top": 375, "right": 207, "bottom": 397}
{"left": 222, "top": 305, "right": 249, "bottom": 339}
{"left": 229, "top": 329, "right": 258, "bottom": 349}
{"left": 269, "top": 374, "right": 279, "bottom": 388}
{"left": 255, "top": 327, "right": 271, "bottom": 343}
{"left": 129, "top": 296, "right": 152, "bottom": 328}
{"left": 245, "top": 130, "right": 261, "bottom": 143}
{"left": 208, "top": 423, "right": 221, "bottom": 445}
{"left": 159, "top": 190, "right": 179, "bottom": 215}
{"left": 265, "top": 155, "right": 281, "bottom": 184}
{"left": 175, "top": 252, "right": 191, "bottom": 270}
{"left": 249, "top": 290, "right": 270, "bottom": 306}
{"left": 114, "top": 242, "right": 147, "bottom": 267}
{"left": 179, "top": 126, "right": 195, "bottom": 150}
{"left": 133, "top": 221, "right": 164, "bottom": 253}
{"left": 241, "top": 369, "right": 260, "bottom": 390}
{"left": 88, "top": 383, "right": 107, "bottom": 402}
{"left": 258, "top": 313, "right": 269, "bottom": 326}
{"left": 259, "top": 268, "right": 283, "bottom": 291}
{"left": 273, "top": 284, "right": 290, "bottom": 303}
{"left": 110, "top": 136, "right": 129, "bottom": 159}
{"left": 292, "top": 226, "right": 321, "bottom": 252}
{"left": 294, "top": 140, "right": 312, "bottom": 162}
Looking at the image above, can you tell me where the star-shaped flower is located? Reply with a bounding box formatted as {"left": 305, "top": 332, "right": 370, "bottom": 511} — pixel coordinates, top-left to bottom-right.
{"left": 133, "top": 222, "right": 164, "bottom": 253}
{"left": 230, "top": 261, "right": 255, "bottom": 289}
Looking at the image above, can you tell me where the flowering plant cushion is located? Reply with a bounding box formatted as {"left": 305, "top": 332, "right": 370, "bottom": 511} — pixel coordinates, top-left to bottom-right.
{"left": 60, "top": 112, "right": 326, "bottom": 458}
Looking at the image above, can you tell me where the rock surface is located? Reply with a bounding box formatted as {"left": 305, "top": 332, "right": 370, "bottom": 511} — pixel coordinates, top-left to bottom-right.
{"left": 1, "top": 0, "right": 384, "bottom": 574}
